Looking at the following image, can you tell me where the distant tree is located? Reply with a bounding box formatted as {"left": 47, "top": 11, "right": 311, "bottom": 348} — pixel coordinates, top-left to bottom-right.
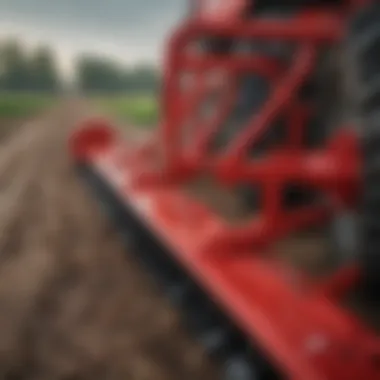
{"left": 0, "top": 39, "right": 62, "bottom": 92}
{"left": 29, "top": 46, "right": 61, "bottom": 92}
{"left": 75, "top": 55, "right": 126, "bottom": 93}
{"left": 0, "top": 40, "right": 31, "bottom": 91}
{"left": 0, "top": 52, "right": 5, "bottom": 90}
{"left": 128, "top": 63, "right": 160, "bottom": 93}
{"left": 75, "top": 55, "right": 160, "bottom": 94}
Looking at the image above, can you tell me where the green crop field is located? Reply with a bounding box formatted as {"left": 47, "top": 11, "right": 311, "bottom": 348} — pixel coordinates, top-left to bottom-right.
{"left": 95, "top": 94, "right": 158, "bottom": 127}
{"left": 0, "top": 93, "right": 56, "bottom": 119}
{"left": 0, "top": 93, "right": 160, "bottom": 127}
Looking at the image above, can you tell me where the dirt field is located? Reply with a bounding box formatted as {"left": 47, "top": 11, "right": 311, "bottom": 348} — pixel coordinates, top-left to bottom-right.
{"left": 0, "top": 101, "right": 219, "bottom": 380}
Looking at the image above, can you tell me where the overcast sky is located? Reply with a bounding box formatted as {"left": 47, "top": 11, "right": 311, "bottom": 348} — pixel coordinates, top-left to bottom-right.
{"left": 0, "top": 0, "right": 187, "bottom": 76}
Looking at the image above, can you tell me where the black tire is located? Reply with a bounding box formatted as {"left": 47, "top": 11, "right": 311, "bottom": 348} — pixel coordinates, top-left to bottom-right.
{"left": 345, "top": 3, "right": 380, "bottom": 300}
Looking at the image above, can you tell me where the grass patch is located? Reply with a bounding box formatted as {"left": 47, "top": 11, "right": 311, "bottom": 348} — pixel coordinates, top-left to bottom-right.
{"left": 95, "top": 94, "right": 158, "bottom": 127}
{"left": 0, "top": 93, "right": 55, "bottom": 118}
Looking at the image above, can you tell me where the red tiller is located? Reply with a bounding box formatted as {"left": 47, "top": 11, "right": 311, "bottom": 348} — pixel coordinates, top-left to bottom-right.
{"left": 69, "top": 1, "right": 380, "bottom": 379}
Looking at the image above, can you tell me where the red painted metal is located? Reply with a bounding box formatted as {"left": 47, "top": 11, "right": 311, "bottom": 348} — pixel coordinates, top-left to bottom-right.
{"left": 69, "top": 1, "right": 380, "bottom": 379}
{"left": 193, "top": 0, "right": 247, "bottom": 20}
{"left": 69, "top": 134, "right": 379, "bottom": 380}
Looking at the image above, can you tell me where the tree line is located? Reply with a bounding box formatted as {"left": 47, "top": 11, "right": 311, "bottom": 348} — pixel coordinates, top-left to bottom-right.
{"left": 0, "top": 39, "right": 160, "bottom": 94}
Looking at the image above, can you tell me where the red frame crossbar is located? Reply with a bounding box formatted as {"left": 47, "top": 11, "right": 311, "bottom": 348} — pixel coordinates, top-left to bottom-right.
{"left": 130, "top": 7, "right": 358, "bottom": 253}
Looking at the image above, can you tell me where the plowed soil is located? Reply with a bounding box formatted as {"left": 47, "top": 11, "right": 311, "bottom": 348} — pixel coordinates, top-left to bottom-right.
{"left": 0, "top": 101, "right": 218, "bottom": 380}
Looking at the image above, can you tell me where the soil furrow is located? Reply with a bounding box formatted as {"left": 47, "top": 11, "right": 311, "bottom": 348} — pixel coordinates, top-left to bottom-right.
{"left": 0, "top": 104, "right": 219, "bottom": 380}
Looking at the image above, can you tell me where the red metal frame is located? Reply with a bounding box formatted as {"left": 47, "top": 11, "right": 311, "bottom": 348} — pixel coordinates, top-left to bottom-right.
{"left": 69, "top": 1, "right": 380, "bottom": 379}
